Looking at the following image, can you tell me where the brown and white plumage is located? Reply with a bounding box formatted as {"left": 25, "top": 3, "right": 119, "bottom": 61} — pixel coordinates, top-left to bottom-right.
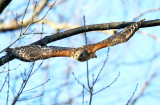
{"left": 6, "top": 46, "right": 75, "bottom": 62}
{"left": 6, "top": 19, "right": 145, "bottom": 62}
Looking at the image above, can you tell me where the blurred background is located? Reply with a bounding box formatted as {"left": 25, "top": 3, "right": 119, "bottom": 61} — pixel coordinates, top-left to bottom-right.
{"left": 0, "top": 0, "right": 160, "bottom": 105}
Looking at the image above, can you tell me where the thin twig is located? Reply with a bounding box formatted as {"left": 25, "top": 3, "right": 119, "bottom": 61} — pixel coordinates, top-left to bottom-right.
{"left": 41, "top": 22, "right": 44, "bottom": 39}
{"left": 33, "top": 0, "right": 57, "bottom": 23}
{"left": 83, "top": 16, "right": 93, "bottom": 105}
{"left": 82, "top": 85, "right": 85, "bottom": 105}
{"left": 20, "top": 0, "right": 31, "bottom": 35}
{"left": 0, "top": 74, "right": 7, "bottom": 92}
{"left": 138, "top": 30, "right": 160, "bottom": 42}
{"left": 0, "top": 0, "right": 33, "bottom": 54}
{"left": 17, "top": 94, "right": 43, "bottom": 101}
{"left": 11, "top": 63, "right": 35, "bottom": 105}
{"left": 23, "top": 79, "right": 50, "bottom": 93}
{"left": 6, "top": 63, "right": 10, "bottom": 105}
{"left": 93, "top": 48, "right": 110, "bottom": 86}
{"left": 93, "top": 72, "right": 120, "bottom": 95}
{"left": 10, "top": 86, "right": 17, "bottom": 98}
{"left": 133, "top": 7, "right": 160, "bottom": 21}
{"left": 131, "top": 72, "right": 157, "bottom": 105}
{"left": 72, "top": 72, "right": 89, "bottom": 91}
{"left": 31, "top": 61, "right": 44, "bottom": 76}
{"left": 83, "top": 16, "right": 87, "bottom": 45}
{"left": 126, "top": 84, "right": 138, "bottom": 105}
{"left": 83, "top": 16, "right": 90, "bottom": 88}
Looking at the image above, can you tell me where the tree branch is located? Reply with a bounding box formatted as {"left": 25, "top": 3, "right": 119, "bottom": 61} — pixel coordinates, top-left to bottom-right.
{"left": 0, "top": 0, "right": 12, "bottom": 14}
{"left": 32, "top": 19, "right": 160, "bottom": 45}
{"left": 0, "top": 19, "right": 160, "bottom": 66}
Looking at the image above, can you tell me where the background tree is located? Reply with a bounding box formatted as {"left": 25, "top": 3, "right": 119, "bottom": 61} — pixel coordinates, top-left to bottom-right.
{"left": 0, "top": 0, "right": 160, "bottom": 105}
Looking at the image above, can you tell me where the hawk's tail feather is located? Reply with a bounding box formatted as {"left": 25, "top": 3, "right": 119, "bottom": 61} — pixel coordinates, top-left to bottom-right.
{"left": 125, "top": 18, "right": 145, "bottom": 31}
{"left": 6, "top": 48, "right": 15, "bottom": 55}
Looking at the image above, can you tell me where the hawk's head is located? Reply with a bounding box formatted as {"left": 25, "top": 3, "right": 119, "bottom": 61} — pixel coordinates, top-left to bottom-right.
{"left": 73, "top": 49, "right": 97, "bottom": 62}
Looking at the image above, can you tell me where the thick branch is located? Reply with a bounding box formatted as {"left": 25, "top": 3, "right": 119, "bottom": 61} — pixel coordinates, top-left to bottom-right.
{"left": 0, "top": 0, "right": 12, "bottom": 14}
{"left": 0, "top": 19, "right": 160, "bottom": 66}
{"left": 32, "top": 19, "right": 160, "bottom": 45}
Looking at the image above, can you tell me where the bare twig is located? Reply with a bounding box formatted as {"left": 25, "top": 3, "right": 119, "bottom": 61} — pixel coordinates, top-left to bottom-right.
{"left": 0, "top": 21, "right": 32, "bottom": 54}
{"left": 72, "top": 72, "right": 89, "bottom": 91}
{"left": 82, "top": 85, "right": 85, "bottom": 105}
{"left": 33, "top": 0, "right": 57, "bottom": 23}
{"left": 17, "top": 94, "right": 43, "bottom": 101}
{"left": 93, "top": 48, "right": 110, "bottom": 86}
{"left": 83, "top": 16, "right": 93, "bottom": 105}
{"left": 23, "top": 79, "right": 50, "bottom": 93}
{"left": 0, "top": 0, "right": 52, "bottom": 32}
{"left": 93, "top": 72, "right": 120, "bottom": 95}
{"left": 47, "top": 0, "right": 66, "bottom": 7}
{"left": 11, "top": 63, "right": 35, "bottom": 105}
{"left": 20, "top": 0, "right": 31, "bottom": 35}
{"left": 40, "top": 22, "right": 44, "bottom": 39}
{"left": 0, "top": 74, "right": 7, "bottom": 92}
{"left": 31, "top": 61, "right": 44, "bottom": 76}
{"left": 10, "top": 86, "right": 17, "bottom": 98}
{"left": 131, "top": 72, "right": 157, "bottom": 105}
{"left": 138, "top": 30, "right": 160, "bottom": 42}
{"left": 0, "top": 0, "right": 33, "bottom": 54}
{"left": 126, "top": 84, "right": 138, "bottom": 105}
{"left": 83, "top": 16, "right": 88, "bottom": 45}
{"left": 133, "top": 7, "right": 160, "bottom": 21}
{"left": 6, "top": 66, "right": 10, "bottom": 105}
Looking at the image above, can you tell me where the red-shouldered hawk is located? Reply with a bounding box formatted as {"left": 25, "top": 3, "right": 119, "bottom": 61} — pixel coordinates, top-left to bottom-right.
{"left": 6, "top": 19, "right": 145, "bottom": 62}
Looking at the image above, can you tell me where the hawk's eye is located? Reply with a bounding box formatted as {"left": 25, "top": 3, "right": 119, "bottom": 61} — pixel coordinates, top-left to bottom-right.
{"left": 80, "top": 54, "right": 83, "bottom": 56}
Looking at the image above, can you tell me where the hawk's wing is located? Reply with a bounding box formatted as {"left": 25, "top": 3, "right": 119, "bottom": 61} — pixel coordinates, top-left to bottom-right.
{"left": 6, "top": 45, "right": 75, "bottom": 62}
{"left": 84, "top": 19, "right": 145, "bottom": 53}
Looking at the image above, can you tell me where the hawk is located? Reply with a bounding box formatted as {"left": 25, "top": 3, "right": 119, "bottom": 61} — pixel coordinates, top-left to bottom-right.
{"left": 6, "top": 19, "right": 145, "bottom": 62}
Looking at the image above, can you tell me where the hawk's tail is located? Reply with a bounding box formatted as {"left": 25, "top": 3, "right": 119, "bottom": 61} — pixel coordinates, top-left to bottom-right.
{"left": 125, "top": 18, "right": 145, "bottom": 32}
{"left": 6, "top": 48, "right": 15, "bottom": 55}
